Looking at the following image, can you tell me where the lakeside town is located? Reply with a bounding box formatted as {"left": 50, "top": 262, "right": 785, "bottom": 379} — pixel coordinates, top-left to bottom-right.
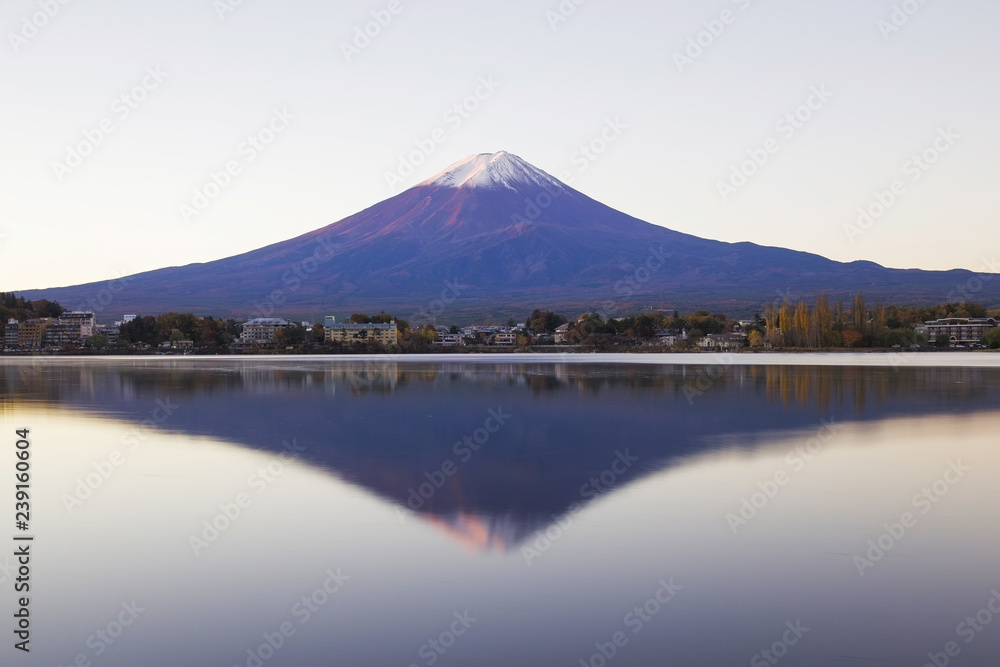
{"left": 3, "top": 292, "right": 1000, "bottom": 355}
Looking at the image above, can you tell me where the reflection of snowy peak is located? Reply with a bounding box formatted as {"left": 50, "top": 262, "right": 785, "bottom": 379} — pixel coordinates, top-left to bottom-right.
{"left": 421, "top": 151, "right": 566, "bottom": 193}
{"left": 424, "top": 511, "right": 556, "bottom": 554}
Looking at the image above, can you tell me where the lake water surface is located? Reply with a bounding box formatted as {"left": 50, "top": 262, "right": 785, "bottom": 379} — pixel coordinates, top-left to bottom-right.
{"left": 1, "top": 355, "right": 999, "bottom": 666}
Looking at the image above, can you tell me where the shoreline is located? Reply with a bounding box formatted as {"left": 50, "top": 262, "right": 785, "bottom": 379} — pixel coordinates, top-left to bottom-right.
{"left": 4, "top": 351, "right": 1000, "bottom": 368}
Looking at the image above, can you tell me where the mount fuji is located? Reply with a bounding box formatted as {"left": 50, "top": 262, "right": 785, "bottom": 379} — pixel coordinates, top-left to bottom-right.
{"left": 20, "top": 151, "right": 1000, "bottom": 320}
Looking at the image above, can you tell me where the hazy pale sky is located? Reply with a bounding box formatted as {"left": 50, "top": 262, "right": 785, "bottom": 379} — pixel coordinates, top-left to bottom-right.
{"left": 2, "top": 0, "right": 998, "bottom": 290}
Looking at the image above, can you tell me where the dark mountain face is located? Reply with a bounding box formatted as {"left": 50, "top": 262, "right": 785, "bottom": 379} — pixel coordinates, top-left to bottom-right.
{"left": 20, "top": 151, "right": 999, "bottom": 320}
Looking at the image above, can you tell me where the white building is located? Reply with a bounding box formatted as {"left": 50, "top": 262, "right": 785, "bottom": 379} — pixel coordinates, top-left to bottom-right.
{"left": 59, "top": 311, "right": 97, "bottom": 339}
{"left": 240, "top": 318, "right": 291, "bottom": 344}
{"left": 654, "top": 329, "right": 687, "bottom": 346}
{"left": 697, "top": 333, "right": 745, "bottom": 351}
{"left": 918, "top": 318, "right": 998, "bottom": 345}
{"left": 5, "top": 319, "right": 19, "bottom": 347}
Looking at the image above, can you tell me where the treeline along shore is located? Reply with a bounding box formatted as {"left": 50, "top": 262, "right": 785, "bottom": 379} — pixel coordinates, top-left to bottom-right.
{"left": 2, "top": 291, "right": 1000, "bottom": 355}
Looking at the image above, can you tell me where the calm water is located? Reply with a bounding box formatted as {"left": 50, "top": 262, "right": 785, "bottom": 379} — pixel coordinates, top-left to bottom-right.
{"left": 2, "top": 355, "right": 1000, "bottom": 666}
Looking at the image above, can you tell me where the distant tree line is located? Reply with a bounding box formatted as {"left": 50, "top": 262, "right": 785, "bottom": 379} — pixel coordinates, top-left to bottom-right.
{"left": 759, "top": 293, "right": 995, "bottom": 349}
{"left": 118, "top": 313, "right": 242, "bottom": 350}
{"left": 5, "top": 293, "right": 1000, "bottom": 353}
{"left": 516, "top": 296, "right": 1000, "bottom": 350}
{"left": 0, "top": 293, "right": 65, "bottom": 322}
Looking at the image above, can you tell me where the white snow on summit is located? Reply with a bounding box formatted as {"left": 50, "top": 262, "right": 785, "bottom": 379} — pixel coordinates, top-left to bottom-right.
{"left": 421, "top": 151, "right": 565, "bottom": 192}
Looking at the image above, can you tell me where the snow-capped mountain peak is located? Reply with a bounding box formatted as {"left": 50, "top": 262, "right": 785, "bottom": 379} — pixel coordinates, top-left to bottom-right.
{"left": 421, "top": 151, "right": 565, "bottom": 192}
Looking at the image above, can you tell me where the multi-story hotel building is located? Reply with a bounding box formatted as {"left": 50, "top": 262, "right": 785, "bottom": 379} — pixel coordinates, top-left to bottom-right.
{"left": 18, "top": 319, "right": 52, "bottom": 348}
{"left": 5, "top": 319, "right": 19, "bottom": 348}
{"left": 239, "top": 318, "right": 292, "bottom": 344}
{"left": 98, "top": 323, "right": 120, "bottom": 345}
{"left": 43, "top": 321, "right": 84, "bottom": 348}
{"left": 324, "top": 317, "right": 398, "bottom": 345}
{"left": 59, "top": 311, "right": 97, "bottom": 339}
{"left": 918, "top": 318, "right": 998, "bottom": 345}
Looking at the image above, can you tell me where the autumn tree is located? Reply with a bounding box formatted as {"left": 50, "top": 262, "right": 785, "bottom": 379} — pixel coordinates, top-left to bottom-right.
{"left": 527, "top": 310, "right": 567, "bottom": 333}
{"left": 779, "top": 300, "right": 793, "bottom": 347}
{"left": 852, "top": 292, "right": 866, "bottom": 334}
{"left": 812, "top": 294, "right": 831, "bottom": 348}
{"left": 793, "top": 300, "right": 810, "bottom": 347}
{"left": 765, "top": 302, "right": 779, "bottom": 347}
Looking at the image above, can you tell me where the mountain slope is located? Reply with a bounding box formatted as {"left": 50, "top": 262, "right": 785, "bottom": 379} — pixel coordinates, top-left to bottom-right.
{"left": 20, "top": 151, "right": 1000, "bottom": 320}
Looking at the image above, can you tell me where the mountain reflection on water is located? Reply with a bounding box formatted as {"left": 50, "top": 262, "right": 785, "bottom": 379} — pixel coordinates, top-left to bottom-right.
{"left": 3, "top": 358, "right": 999, "bottom": 552}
